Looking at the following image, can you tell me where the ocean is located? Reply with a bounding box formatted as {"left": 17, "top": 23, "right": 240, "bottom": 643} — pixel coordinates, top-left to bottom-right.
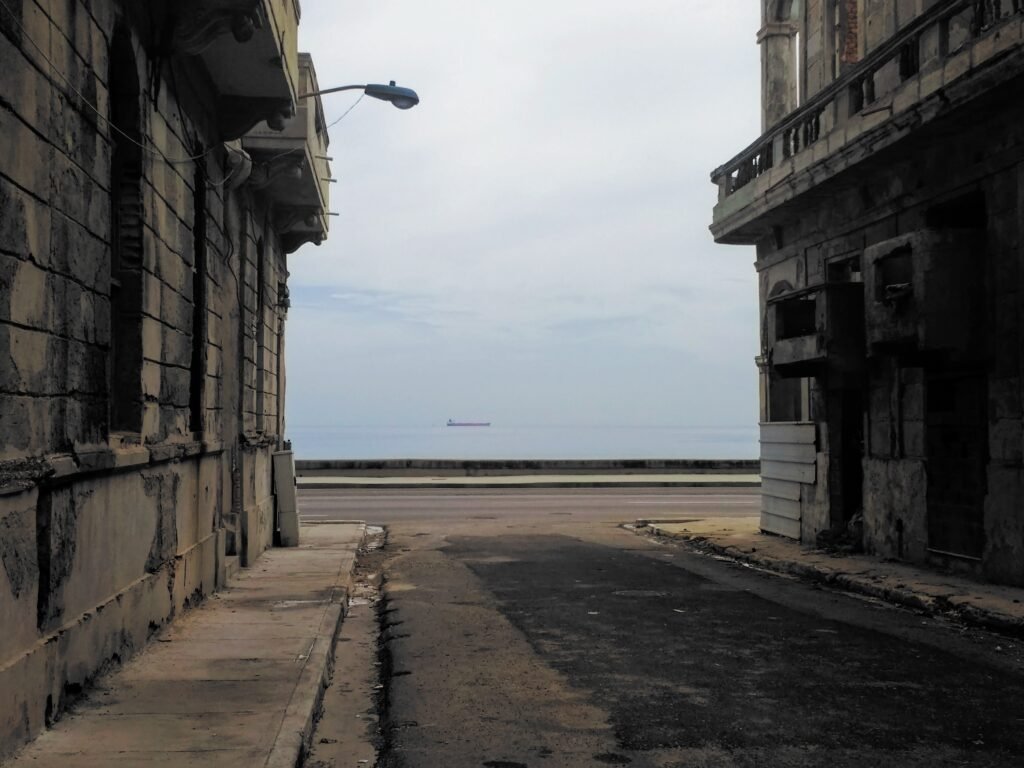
{"left": 287, "top": 425, "right": 759, "bottom": 461}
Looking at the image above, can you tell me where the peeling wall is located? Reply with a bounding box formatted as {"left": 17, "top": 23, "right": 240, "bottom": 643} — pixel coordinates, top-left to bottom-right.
{"left": 0, "top": 491, "right": 40, "bottom": 662}
{"left": 0, "top": 0, "right": 296, "bottom": 757}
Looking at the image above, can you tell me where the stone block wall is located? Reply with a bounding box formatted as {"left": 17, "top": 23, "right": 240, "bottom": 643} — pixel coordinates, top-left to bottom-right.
{"left": 0, "top": 0, "right": 297, "bottom": 756}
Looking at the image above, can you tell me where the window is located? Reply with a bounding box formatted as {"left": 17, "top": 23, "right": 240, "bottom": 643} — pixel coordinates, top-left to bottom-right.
{"left": 875, "top": 246, "right": 913, "bottom": 304}
{"left": 189, "top": 161, "right": 208, "bottom": 434}
{"left": 899, "top": 37, "right": 920, "bottom": 80}
{"left": 763, "top": 0, "right": 802, "bottom": 124}
{"left": 925, "top": 191, "right": 987, "bottom": 230}
{"left": 769, "top": 375, "right": 811, "bottom": 422}
{"left": 108, "top": 27, "right": 144, "bottom": 434}
{"left": 775, "top": 1, "right": 802, "bottom": 106}
{"left": 827, "top": 0, "right": 840, "bottom": 80}
{"left": 827, "top": 256, "right": 863, "bottom": 283}
{"left": 775, "top": 295, "right": 818, "bottom": 339}
{"left": 255, "top": 239, "right": 266, "bottom": 432}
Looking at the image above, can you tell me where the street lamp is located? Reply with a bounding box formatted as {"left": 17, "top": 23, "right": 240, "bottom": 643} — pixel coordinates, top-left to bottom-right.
{"left": 299, "top": 80, "right": 420, "bottom": 109}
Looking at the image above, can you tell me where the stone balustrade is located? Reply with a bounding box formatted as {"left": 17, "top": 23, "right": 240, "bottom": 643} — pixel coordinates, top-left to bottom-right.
{"left": 711, "top": 0, "right": 1022, "bottom": 209}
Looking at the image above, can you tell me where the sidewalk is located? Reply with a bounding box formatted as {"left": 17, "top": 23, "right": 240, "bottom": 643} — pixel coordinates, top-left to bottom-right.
{"left": 636, "top": 516, "right": 1024, "bottom": 636}
{"left": 297, "top": 473, "right": 762, "bottom": 489}
{"left": 4, "top": 523, "right": 366, "bottom": 768}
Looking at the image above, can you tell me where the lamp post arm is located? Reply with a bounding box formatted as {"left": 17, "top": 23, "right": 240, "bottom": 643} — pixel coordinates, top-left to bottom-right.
{"left": 298, "top": 84, "right": 367, "bottom": 99}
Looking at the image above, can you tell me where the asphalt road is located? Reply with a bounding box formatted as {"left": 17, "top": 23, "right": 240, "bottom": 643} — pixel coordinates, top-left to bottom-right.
{"left": 299, "top": 488, "right": 1024, "bottom": 768}
{"left": 298, "top": 487, "right": 761, "bottom": 526}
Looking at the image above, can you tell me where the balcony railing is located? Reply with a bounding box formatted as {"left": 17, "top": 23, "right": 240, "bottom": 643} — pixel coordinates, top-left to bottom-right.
{"left": 711, "top": 0, "right": 1022, "bottom": 203}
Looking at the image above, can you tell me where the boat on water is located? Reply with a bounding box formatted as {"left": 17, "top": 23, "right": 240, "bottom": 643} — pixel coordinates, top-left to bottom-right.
{"left": 447, "top": 419, "right": 491, "bottom": 427}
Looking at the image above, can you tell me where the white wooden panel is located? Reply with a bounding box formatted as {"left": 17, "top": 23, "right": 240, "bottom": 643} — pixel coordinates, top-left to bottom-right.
{"left": 760, "top": 422, "right": 816, "bottom": 445}
{"left": 761, "top": 459, "right": 816, "bottom": 484}
{"left": 760, "top": 510, "right": 801, "bottom": 539}
{"left": 762, "top": 494, "right": 801, "bottom": 521}
{"left": 760, "top": 441, "right": 817, "bottom": 463}
{"left": 761, "top": 477, "right": 803, "bottom": 502}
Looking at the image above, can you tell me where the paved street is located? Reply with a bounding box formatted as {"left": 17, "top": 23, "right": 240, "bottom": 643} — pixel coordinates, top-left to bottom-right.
{"left": 300, "top": 488, "right": 1024, "bottom": 768}
{"left": 298, "top": 487, "right": 762, "bottom": 526}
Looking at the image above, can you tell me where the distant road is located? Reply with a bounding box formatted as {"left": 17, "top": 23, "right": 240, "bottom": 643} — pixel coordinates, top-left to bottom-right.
{"left": 297, "top": 486, "right": 760, "bottom": 526}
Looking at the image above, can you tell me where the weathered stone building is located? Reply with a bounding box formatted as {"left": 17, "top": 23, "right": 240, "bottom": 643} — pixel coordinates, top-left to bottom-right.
{"left": 711, "top": 1, "right": 1024, "bottom": 583}
{"left": 0, "top": 0, "right": 329, "bottom": 755}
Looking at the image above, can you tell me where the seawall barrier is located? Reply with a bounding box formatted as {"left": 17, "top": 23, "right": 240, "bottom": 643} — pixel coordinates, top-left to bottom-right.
{"left": 295, "top": 458, "right": 760, "bottom": 477}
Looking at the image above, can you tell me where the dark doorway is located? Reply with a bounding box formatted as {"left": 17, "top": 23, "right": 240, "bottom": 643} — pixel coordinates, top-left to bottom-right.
{"left": 926, "top": 372, "right": 988, "bottom": 559}
{"left": 828, "top": 388, "right": 864, "bottom": 527}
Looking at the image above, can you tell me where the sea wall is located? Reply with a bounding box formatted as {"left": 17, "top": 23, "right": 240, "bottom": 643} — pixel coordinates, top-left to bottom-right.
{"left": 295, "top": 459, "right": 761, "bottom": 476}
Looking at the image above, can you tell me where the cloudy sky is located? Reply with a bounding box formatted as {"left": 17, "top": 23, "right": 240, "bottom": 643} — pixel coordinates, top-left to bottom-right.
{"left": 287, "top": 2, "right": 762, "bottom": 429}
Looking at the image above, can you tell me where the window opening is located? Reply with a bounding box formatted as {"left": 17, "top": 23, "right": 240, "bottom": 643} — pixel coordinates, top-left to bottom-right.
{"left": 776, "top": 295, "right": 818, "bottom": 339}
{"left": 189, "top": 161, "right": 208, "bottom": 433}
{"left": 925, "top": 190, "right": 987, "bottom": 229}
{"left": 831, "top": 0, "right": 841, "bottom": 79}
{"left": 899, "top": 36, "right": 920, "bottom": 80}
{"left": 255, "top": 239, "right": 266, "bottom": 432}
{"left": 794, "top": 30, "right": 802, "bottom": 107}
{"left": 827, "top": 256, "right": 863, "bottom": 283}
{"left": 108, "top": 27, "right": 145, "bottom": 434}
{"left": 769, "top": 375, "right": 811, "bottom": 422}
{"left": 875, "top": 246, "right": 913, "bottom": 304}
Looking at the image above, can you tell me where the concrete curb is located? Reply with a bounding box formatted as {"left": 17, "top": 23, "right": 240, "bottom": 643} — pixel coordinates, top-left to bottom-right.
{"left": 266, "top": 599, "right": 346, "bottom": 768}
{"left": 298, "top": 480, "right": 762, "bottom": 490}
{"left": 636, "top": 524, "right": 1024, "bottom": 638}
{"left": 265, "top": 523, "right": 368, "bottom": 768}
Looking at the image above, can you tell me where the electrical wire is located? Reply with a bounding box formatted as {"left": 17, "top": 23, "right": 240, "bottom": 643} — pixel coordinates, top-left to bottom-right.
{"left": 205, "top": 162, "right": 241, "bottom": 188}
{"left": 1, "top": 0, "right": 358, "bottom": 180}
{"left": 0, "top": 0, "right": 357, "bottom": 196}
{"left": 325, "top": 92, "right": 365, "bottom": 131}
{"left": 0, "top": 0, "right": 216, "bottom": 165}
{"left": 252, "top": 93, "right": 365, "bottom": 169}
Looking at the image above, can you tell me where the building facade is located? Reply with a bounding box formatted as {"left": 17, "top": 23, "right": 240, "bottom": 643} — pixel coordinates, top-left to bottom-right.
{"left": 711, "top": 1, "right": 1024, "bottom": 583}
{"left": 0, "top": 0, "right": 329, "bottom": 755}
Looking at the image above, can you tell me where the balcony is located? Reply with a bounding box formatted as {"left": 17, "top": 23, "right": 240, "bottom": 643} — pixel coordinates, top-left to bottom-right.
{"left": 768, "top": 282, "right": 865, "bottom": 382}
{"left": 710, "top": 0, "right": 1024, "bottom": 244}
{"left": 242, "top": 53, "right": 331, "bottom": 252}
{"left": 173, "top": 0, "right": 302, "bottom": 140}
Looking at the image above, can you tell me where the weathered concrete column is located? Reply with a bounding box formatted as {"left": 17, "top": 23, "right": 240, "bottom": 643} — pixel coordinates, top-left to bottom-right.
{"left": 759, "top": 21, "right": 799, "bottom": 130}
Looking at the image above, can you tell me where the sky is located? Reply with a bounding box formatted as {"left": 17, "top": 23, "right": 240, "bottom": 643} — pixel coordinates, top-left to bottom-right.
{"left": 287, "top": 2, "right": 762, "bottom": 429}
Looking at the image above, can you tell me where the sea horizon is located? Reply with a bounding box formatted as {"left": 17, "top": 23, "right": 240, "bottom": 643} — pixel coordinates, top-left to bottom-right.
{"left": 286, "top": 423, "right": 759, "bottom": 461}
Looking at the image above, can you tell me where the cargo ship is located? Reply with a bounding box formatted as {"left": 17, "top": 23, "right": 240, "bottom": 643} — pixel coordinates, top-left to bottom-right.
{"left": 447, "top": 419, "right": 491, "bottom": 427}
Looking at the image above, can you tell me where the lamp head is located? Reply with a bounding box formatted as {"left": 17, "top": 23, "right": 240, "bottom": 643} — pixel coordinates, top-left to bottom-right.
{"left": 364, "top": 81, "right": 420, "bottom": 110}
